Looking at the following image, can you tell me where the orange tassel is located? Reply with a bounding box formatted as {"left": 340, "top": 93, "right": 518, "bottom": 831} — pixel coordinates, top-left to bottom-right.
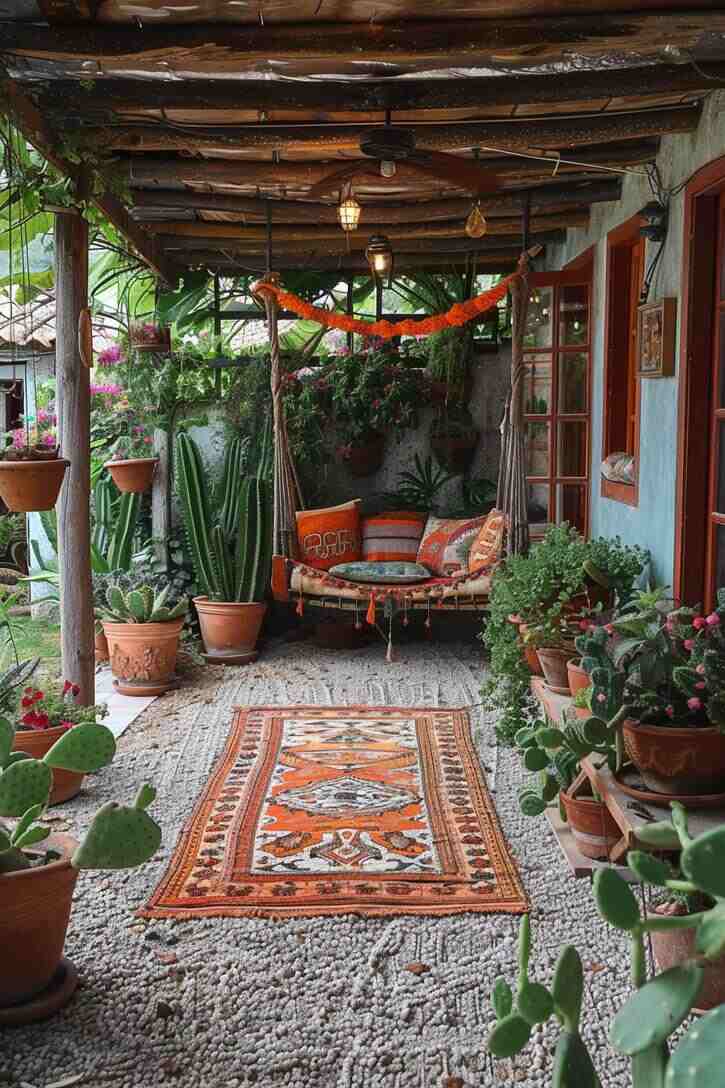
{"left": 366, "top": 594, "right": 376, "bottom": 625}
{"left": 295, "top": 596, "right": 304, "bottom": 617}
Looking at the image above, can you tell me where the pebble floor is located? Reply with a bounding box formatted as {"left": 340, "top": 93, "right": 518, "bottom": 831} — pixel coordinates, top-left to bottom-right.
{"left": 3, "top": 640, "right": 632, "bottom": 1088}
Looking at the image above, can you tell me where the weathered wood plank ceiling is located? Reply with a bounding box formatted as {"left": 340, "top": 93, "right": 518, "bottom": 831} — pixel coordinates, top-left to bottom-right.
{"left": 1, "top": 1, "right": 724, "bottom": 280}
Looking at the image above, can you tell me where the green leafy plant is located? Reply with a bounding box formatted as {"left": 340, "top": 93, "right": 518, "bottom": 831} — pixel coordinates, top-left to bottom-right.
{"left": 96, "top": 584, "right": 188, "bottom": 625}
{"left": 381, "top": 454, "right": 456, "bottom": 513}
{"left": 488, "top": 805, "right": 725, "bottom": 1087}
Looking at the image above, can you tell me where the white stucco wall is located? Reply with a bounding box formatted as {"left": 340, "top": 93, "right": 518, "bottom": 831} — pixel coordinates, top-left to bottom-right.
{"left": 549, "top": 92, "right": 725, "bottom": 585}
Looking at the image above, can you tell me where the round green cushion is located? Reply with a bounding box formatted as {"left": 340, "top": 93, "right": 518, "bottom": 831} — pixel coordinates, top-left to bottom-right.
{"left": 328, "top": 560, "right": 432, "bottom": 584}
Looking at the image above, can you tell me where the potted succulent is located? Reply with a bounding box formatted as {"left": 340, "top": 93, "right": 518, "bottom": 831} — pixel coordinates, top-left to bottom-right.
{"left": 13, "top": 677, "right": 109, "bottom": 805}
{"left": 104, "top": 426, "right": 158, "bottom": 494}
{"left": 176, "top": 433, "right": 272, "bottom": 665}
{"left": 0, "top": 415, "right": 69, "bottom": 512}
{"left": 426, "top": 327, "right": 472, "bottom": 406}
{"left": 525, "top": 618, "right": 578, "bottom": 693}
{"left": 0, "top": 709, "right": 160, "bottom": 1023}
{"left": 97, "top": 583, "right": 188, "bottom": 696}
{"left": 129, "top": 321, "right": 171, "bottom": 354}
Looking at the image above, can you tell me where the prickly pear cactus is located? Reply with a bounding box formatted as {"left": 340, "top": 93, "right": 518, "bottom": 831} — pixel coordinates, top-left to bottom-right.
{"left": 72, "top": 785, "right": 161, "bottom": 870}
{"left": 0, "top": 757, "right": 52, "bottom": 818}
{"left": 43, "top": 721, "right": 116, "bottom": 774}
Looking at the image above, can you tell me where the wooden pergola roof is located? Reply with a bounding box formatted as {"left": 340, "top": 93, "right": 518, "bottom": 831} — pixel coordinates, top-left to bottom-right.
{"left": 2, "top": 2, "right": 725, "bottom": 284}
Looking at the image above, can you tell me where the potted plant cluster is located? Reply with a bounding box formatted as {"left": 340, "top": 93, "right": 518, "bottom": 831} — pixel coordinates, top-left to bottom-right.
{"left": 13, "top": 676, "right": 110, "bottom": 804}
{"left": 176, "top": 432, "right": 272, "bottom": 664}
{"left": 0, "top": 413, "right": 69, "bottom": 512}
{"left": 104, "top": 425, "right": 158, "bottom": 494}
{"left": 0, "top": 702, "right": 160, "bottom": 1023}
{"left": 97, "top": 583, "right": 188, "bottom": 696}
{"left": 487, "top": 806, "right": 725, "bottom": 1082}
{"left": 129, "top": 321, "right": 171, "bottom": 354}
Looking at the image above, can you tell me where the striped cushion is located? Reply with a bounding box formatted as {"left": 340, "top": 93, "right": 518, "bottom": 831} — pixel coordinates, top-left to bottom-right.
{"left": 468, "top": 509, "right": 506, "bottom": 572}
{"left": 362, "top": 510, "right": 427, "bottom": 563}
{"left": 416, "top": 515, "right": 487, "bottom": 576}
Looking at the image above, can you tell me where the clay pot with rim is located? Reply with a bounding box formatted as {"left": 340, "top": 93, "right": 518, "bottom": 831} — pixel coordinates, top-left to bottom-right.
{"left": 650, "top": 909, "right": 725, "bottom": 1012}
{"left": 342, "top": 434, "right": 385, "bottom": 477}
{"left": 194, "top": 597, "right": 267, "bottom": 665}
{"left": 0, "top": 832, "right": 78, "bottom": 1011}
{"left": 95, "top": 628, "right": 109, "bottom": 663}
{"left": 0, "top": 457, "right": 69, "bottom": 512}
{"left": 517, "top": 621, "right": 543, "bottom": 677}
{"left": 12, "top": 726, "right": 83, "bottom": 805}
{"left": 622, "top": 719, "right": 725, "bottom": 796}
{"left": 103, "top": 617, "right": 183, "bottom": 696}
{"left": 560, "top": 780, "right": 620, "bottom": 860}
{"left": 104, "top": 457, "right": 157, "bottom": 494}
{"left": 536, "top": 645, "right": 576, "bottom": 693}
{"left": 567, "top": 658, "right": 590, "bottom": 696}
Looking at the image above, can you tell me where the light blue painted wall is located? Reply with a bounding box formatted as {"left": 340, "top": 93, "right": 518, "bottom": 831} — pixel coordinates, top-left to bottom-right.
{"left": 549, "top": 94, "right": 725, "bottom": 587}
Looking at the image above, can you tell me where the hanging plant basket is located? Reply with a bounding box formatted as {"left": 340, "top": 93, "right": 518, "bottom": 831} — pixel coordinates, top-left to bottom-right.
{"left": 104, "top": 457, "right": 158, "bottom": 494}
{"left": 341, "top": 433, "right": 385, "bottom": 477}
{"left": 0, "top": 455, "right": 69, "bottom": 512}
{"left": 430, "top": 430, "right": 478, "bottom": 475}
{"left": 129, "top": 323, "right": 171, "bottom": 354}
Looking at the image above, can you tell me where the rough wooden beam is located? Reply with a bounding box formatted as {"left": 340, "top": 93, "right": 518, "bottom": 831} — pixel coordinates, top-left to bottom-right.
{"left": 34, "top": 62, "right": 725, "bottom": 114}
{"left": 2, "top": 14, "right": 724, "bottom": 70}
{"left": 0, "top": 79, "right": 179, "bottom": 286}
{"left": 125, "top": 142, "right": 658, "bottom": 189}
{"left": 97, "top": 105, "right": 700, "bottom": 153}
{"left": 55, "top": 210, "right": 95, "bottom": 705}
{"left": 130, "top": 180, "right": 618, "bottom": 223}
{"left": 36, "top": 0, "right": 100, "bottom": 19}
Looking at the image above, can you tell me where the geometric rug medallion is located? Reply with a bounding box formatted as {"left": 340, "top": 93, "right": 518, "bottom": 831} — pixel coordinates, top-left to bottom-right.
{"left": 141, "top": 706, "right": 527, "bottom": 918}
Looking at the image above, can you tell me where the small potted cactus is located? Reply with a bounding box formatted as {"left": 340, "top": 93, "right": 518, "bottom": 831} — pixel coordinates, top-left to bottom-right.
{"left": 97, "top": 584, "right": 188, "bottom": 696}
{"left": 0, "top": 713, "right": 160, "bottom": 1022}
{"left": 176, "top": 433, "right": 271, "bottom": 665}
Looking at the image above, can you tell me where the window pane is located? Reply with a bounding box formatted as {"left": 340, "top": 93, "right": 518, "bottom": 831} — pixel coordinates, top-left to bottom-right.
{"left": 715, "top": 421, "right": 725, "bottom": 514}
{"left": 556, "top": 484, "right": 587, "bottom": 533}
{"left": 527, "top": 483, "right": 549, "bottom": 524}
{"left": 524, "top": 287, "right": 553, "bottom": 348}
{"left": 558, "top": 420, "right": 588, "bottom": 477}
{"left": 558, "top": 352, "right": 588, "bottom": 414}
{"left": 559, "top": 285, "right": 589, "bottom": 345}
{"left": 525, "top": 421, "right": 550, "bottom": 476}
{"left": 718, "top": 312, "right": 725, "bottom": 408}
{"left": 523, "top": 354, "right": 551, "bottom": 414}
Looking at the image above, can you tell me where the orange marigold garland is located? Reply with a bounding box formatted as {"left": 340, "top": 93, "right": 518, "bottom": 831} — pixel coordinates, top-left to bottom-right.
{"left": 252, "top": 275, "right": 514, "bottom": 340}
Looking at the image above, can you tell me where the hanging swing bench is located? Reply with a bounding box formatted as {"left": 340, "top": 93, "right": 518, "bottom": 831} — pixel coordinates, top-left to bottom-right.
{"left": 252, "top": 250, "right": 533, "bottom": 640}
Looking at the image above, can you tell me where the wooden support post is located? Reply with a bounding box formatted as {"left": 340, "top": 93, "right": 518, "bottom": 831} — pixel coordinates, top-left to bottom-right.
{"left": 152, "top": 428, "right": 170, "bottom": 572}
{"left": 55, "top": 209, "right": 94, "bottom": 704}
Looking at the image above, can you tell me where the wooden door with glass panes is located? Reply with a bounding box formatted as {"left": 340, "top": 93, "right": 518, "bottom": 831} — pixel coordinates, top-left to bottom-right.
{"left": 523, "top": 272, "right": 592, "bottom": 536}
{"left": 704, "top": 193, "right": 725, "bottom": 609}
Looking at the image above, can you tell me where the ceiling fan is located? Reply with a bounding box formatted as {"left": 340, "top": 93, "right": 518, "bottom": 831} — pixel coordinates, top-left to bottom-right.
{"left": 306, "top": 123, "right": 502, "bottom": 200}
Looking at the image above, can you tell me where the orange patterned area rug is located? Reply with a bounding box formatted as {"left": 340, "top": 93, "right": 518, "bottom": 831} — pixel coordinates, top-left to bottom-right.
{"left": 141, "top": 706, "right": 527, "bottom": 919}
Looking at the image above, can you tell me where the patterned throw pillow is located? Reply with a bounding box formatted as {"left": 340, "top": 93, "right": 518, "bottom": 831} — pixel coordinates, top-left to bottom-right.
{"left": 416, "top": 515, "right": 487, "bottom": 576}
{"left": 468, "top": 509, "right": 506, "bottom": 572}
{"left": 361, "top": 510, "right": 427, "bottom": 563}
{"left": 328, "top": 561, "right": 432, "bottom": 585}
{"left": 296, "top": 499, "right": 362, "bottom": 571}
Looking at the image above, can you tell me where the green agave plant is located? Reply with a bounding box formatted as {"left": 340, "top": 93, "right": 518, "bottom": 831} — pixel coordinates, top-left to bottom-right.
{"left": 96, "top": 583, "right": 188, "bottom": 625}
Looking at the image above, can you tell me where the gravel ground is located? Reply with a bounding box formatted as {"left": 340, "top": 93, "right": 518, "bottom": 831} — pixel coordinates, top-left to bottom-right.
{"left": 2, "top": 639, "right": 632, "bottom": 1088}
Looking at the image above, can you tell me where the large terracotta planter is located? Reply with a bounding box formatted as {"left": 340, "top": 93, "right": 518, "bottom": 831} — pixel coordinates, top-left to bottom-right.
{"left": 13, "top": 725, "right": 83, "bottom": 805}
{"left": 104, "top": 457, "right": 157, "bottom": 494}
{"left": 430, "top": 432, "right": 478, "bottom": 474}
{"left": 537, "top": 645, "right": 576, "bottom": 693}
{"left": 103, "top": 618, "right": 183, "bottom": 696}
{"left": 194, "top": 597, "right": 267, "bottom": 665}
{"left": 623, "top": 719, "right": 725, "bottom": 796}
{"left": 0, "top": 833, "right": 78, "bottom": 1011}
{"left": 567, "top": 658, "right": 590, "bottom": 696}
{"left": 343, "top": 435, "right": 384, "bottom": 477}
{"left": 0, "top": 458, "right": 69, "bottom": 512}
{"left": 651, "top": 916, "right": 725, "bottom": 1012}
{"left": 560, "top": 784, "right": 620, "bottom": 860}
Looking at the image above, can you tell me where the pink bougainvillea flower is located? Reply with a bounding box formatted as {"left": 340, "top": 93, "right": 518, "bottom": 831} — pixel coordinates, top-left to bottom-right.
{"left": 688, "top": 697, "right": 703, "bottom": 711}
{"left": 684, "top": 639, "right": 695, "bottom": 651}
{"left": 692, "top": 616, "right": 706, "bottom": 630}
{"left": 696, "top": 663, "right": 706, "bottom": 674}
{"left": 578, "top": 619, "right": 589, "bottom": 631}
{"left": 664, "top": 620, "right": 675, "bottom": 634}
{"left": 706, "top": 612, "right": 721, "bottom": 626}
{"left": 604, "top": 623, "right": 615, "bottom": 635}
{"left": 665, "top": 705, "right": 675, "bottom": 718}
{"left": 696, "top": 681, "right": 706, "bottom": 690}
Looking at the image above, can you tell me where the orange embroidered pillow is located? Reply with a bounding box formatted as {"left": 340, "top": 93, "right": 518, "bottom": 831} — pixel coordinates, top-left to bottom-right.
{"left": 362, "top": 510, "right": 427, "bottom": 563}
{"left": 417, "top": 515, "right": 487, "bottom": 576}
{"left": 296, "top": 500, "right": 362, "bottom": 571}
{"left": 468, "top": 509, "right": 506, "bottom": 572}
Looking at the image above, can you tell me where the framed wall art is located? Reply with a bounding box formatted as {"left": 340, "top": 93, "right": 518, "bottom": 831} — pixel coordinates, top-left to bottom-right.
{"left": 637, "top": 297, "right": 677, "bottom": 378}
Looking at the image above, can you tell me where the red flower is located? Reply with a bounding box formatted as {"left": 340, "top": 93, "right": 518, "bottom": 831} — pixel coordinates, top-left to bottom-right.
{"left": 62, "top": 680, "right": 72, "bottom": 695}
{"left": 59, "top": 720, "right": 76, "bottom": 732}
{"left": 21, "top": 696, "right": 33, "bottom": 708}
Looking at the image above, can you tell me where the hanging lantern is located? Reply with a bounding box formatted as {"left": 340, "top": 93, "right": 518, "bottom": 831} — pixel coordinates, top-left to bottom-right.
{"left": 338, "top": 195, "right": 362, "bottom": 233}
{"left": 366, "top": 234, "right": 394, "bottom": 284}
{"left": 465, "top": 202, "right": 487, "bottom": 239}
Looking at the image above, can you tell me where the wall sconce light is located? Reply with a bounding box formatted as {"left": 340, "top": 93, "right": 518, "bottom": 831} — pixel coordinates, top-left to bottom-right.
{"left": 366, "top": 234, "right": 394, "bottom": 284}
{"left": 639, "top": 200, "right": 668, "bottom": 243}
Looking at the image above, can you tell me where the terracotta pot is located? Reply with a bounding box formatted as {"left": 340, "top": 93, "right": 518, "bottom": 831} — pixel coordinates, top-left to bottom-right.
{"left": 517, "top": 622, "right": 544, "bottom": 677}
{"left": 430, "top": 432, "right": 478, "bottom": 474}
{"left": 575, "top": 705, "right": 591, "bottom": 720}
{"left": 567, "top": 658, "right": 590, "bottom": 696}
{"left": 103, "top": 618, "right": 183, "bottom": 696}
{"left": 563, "top": 584, "right": 613, "bottom": 616}
{"left": 104, "top": 457, "right": 157, "bottom": 494}
{"left": 343, "top": 434, "right": 385, "bottom": 477}
{"left": 537, "top": 645, "right": 576, "bottom": 693}
{"left": 651, "top": 917, "right": 725, "bottom": 1012}
{"left": 13, "top": 726, "right": 84, "bottom": 805}
{"left": 560, "top": 785, "right": 620, "bottom": 860}
{"left": 194, "top": 597, "right": 267, "bottom": 665}
{"left": 130, "top": 326, "right": 171, "bottom": 353}
{"left": 95, "top": 628, "right": 109, "bottom": 663}
{"left": 0, "top": 833, "right": 78, "bottom": 1009}
{"left": 0, "top": 458, "right": 69, "bottom": 513}
{"left": 623, "top": 719, "right": 725, "bottom": 796}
